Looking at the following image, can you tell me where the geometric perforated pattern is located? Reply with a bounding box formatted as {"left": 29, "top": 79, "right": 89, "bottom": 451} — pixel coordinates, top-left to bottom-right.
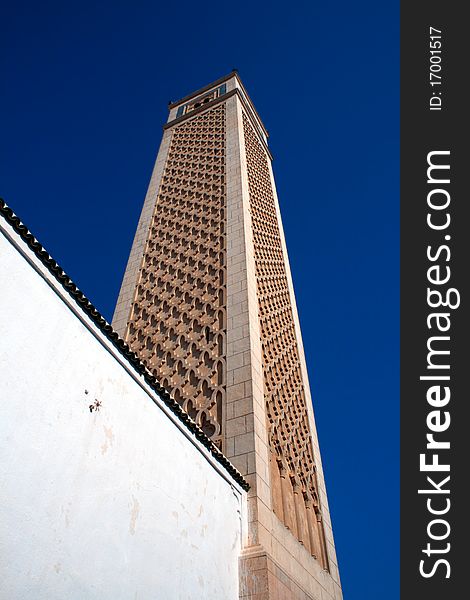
{"left": 124, "top": 104, "right": 227, "bottom": 450}
{"left": 243, "top": 112, "right": 327, "bottom": 565}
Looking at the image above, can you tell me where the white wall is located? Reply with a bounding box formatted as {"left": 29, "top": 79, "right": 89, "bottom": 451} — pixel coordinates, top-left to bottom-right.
{"left": 0, "top": 223, "right": 245, "bottom": 600}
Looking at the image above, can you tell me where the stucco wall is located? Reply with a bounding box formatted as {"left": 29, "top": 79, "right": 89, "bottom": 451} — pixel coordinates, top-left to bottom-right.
{"left": 0, "top": 223, "right": 245, "bottom": 600}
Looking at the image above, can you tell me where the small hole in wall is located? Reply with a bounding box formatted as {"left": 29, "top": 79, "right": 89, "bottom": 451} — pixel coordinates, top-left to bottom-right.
{"left": 89, "top": 399, "right": 102, "bottom": 413}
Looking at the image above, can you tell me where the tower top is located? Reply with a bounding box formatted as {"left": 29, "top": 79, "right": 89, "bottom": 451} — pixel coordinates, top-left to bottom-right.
{"left": 168, "top": 70, "right": 238, "bottom": 109}
{"left": 166, "top": 71, "right": 269, "bottom": 141}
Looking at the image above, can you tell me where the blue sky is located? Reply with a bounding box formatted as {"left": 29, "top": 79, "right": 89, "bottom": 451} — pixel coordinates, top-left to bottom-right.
{"left": 1, "top": 1, "right": 399, "bottom": 597}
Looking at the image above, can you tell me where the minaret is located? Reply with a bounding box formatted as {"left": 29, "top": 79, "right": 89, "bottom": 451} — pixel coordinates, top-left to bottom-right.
{"left": 112, "top": 72, "right": 342, "bottom": 600}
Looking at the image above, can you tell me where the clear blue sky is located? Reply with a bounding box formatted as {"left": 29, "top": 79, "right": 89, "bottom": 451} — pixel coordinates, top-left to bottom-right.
{"left": 1, "top": 2, "right": 399, "bottom": 597}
